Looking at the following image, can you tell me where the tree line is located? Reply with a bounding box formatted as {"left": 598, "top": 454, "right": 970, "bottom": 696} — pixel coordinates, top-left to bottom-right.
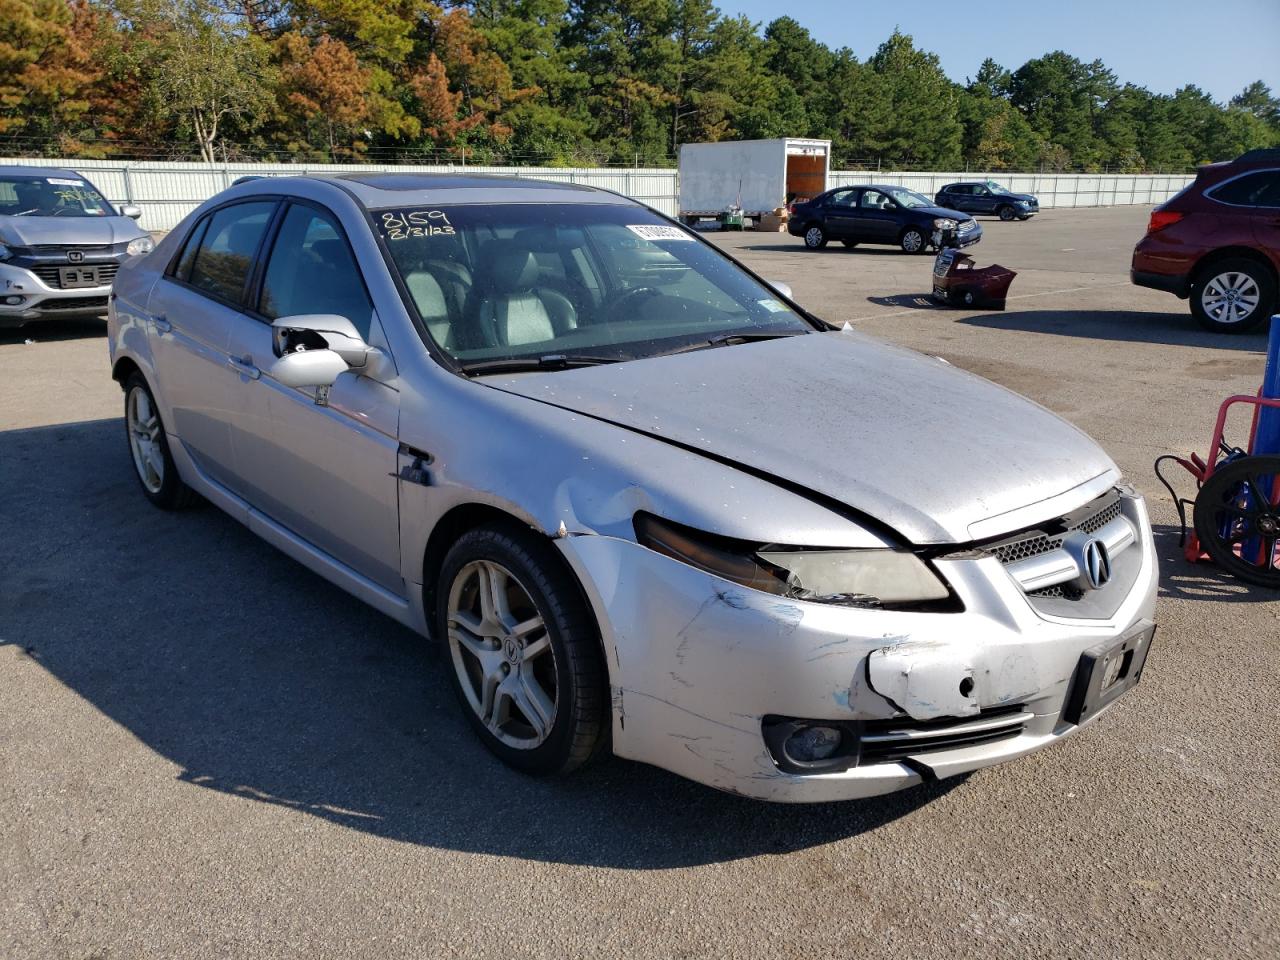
{"left": 3, "top": 0, "right": 1278, "bottom": 170}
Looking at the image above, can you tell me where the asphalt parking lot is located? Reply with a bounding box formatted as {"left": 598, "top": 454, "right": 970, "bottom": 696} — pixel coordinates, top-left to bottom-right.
{"left": 2, "top": 205, "right": 1277, "bottom": 959}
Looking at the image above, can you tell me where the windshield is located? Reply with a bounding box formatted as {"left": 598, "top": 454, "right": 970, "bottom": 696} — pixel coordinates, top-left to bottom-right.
{"left": 985, "top": 181, "right": 1010, "bottom": 195}
{"left": 375, "top": 203, "right": 814, "bottom": 369}
{"left": 0, "top": 174, "right": 116, "bottom": 218}
{"left": 886, "top": 188, "right": 932, "bottom": 208}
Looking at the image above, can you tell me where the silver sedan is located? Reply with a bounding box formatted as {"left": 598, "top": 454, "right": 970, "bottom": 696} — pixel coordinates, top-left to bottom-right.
{"left": 107, "top": 174, "right": 1158, "bottom": 802}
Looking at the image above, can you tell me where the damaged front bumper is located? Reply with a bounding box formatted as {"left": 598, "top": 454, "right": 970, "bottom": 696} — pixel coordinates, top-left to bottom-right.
{"left": 558, "top": 504, "right": 1158, "bottom": 803}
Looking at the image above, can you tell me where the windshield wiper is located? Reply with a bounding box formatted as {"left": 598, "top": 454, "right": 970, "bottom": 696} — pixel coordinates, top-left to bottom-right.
{"left": 459, "top": 353, "right": 623, "bottom": 376}
{"left": 653, "top": 330, "right": 808, "bottom": 358}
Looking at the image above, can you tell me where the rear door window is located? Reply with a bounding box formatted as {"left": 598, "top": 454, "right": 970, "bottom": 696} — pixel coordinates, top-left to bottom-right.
{"left": 258, "top": 203, "right": 374, "bottom": 337}
{"left": 1209, "top": 171, "right": 1280, "bottom": 207}
{"left": 186, "top": 201, "right": 276, "bottom": 305}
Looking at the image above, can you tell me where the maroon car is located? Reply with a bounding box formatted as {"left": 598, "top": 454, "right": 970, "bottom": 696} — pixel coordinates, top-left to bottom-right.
{"left": 1131, "top": 149, "right": 1280, "bottom": 332}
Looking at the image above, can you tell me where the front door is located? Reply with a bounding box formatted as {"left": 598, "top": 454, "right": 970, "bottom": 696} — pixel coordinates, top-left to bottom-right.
{"left": 850, "top": 189, "right": 901, "bottom": 241}
{"left": 228, "top": 200, "right": 404, "bottom": 594}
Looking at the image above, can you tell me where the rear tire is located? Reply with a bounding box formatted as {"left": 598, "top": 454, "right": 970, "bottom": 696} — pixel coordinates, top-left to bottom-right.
{"left": 803, "top": 224, "right": 827, "bottom": 249}
{"left": 899, "top": 228, "right": 927, "bottom": 254}
{"left": 436, "top": 522, "right": 608, "bottom": 775}
{"left": 1190, "top": 258, "right": 1275, "bottom": 333}
{"left": 123, "top": 372, "right": 197, "bottom": 510}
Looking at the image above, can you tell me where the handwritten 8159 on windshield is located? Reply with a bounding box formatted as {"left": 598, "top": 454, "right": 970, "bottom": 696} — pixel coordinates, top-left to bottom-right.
{"left": 380, "top": 209, "right": 455, "bottom": 241}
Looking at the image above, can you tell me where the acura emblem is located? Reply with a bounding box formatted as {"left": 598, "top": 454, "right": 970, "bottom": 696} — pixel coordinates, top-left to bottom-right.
{"left": 67, "top": 250, "right": 84, "bottom": 263}
{"left": 1082, "top": 539, "right": 1112, "bottom": 590}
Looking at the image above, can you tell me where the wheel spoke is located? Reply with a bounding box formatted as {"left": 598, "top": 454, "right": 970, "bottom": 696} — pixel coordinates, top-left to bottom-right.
{"left": 521, "top": 633, "right": 550, "bottom": 661}
{"left": 448, "top": 606, "right": 484, "bottom": 636}
{"left": 512, "top": 665, "right": 554, "bottom": 739}
{"left": 511, "top": 613, "right": 544, "bottom": 639}
{"left": 1246, "top": 475, "right": 1278, "bottom": 510}
{"left": 449, "top": 624, "right": 490, "bottom": 659}
{"left": 477, "top": 562, "right": 513, "bottom": 631}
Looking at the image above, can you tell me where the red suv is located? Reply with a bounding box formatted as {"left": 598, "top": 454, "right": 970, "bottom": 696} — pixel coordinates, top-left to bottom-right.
{"left": 1131, "top": 149, "right": 1280, "bottom": 332}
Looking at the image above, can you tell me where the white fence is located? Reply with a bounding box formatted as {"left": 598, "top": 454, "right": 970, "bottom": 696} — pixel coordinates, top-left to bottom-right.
{"left": 2, "top": 157, "right": 1193, "bottom": 232}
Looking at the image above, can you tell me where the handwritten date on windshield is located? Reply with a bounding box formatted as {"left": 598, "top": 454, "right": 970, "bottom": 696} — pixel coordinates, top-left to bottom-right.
{"left": 381, "top": 209, "right": 455, "bottom": 241}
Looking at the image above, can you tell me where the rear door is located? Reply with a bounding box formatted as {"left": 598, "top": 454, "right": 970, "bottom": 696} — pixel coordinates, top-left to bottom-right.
{"left": 146, "top": 200, "right": 278, "bottom": 490}
{"left": 1245, "top": 170, "right": 1280, "bottom": 263}
{"left": 820, "top": 189, "right": 861, "bottom": 238}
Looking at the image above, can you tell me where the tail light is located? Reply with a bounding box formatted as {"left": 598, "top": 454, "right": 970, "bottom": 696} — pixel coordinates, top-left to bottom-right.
{"left": 1147, "top": 210, "right": 1185, "bottom": 234}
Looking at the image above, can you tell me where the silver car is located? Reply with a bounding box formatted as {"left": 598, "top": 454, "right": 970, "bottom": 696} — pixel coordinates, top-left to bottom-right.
{"left": 0, "top": 166, "right": 153, "bottom": 327}
{"left": 107, "top": 174, "right": 1158, "bottom": 802}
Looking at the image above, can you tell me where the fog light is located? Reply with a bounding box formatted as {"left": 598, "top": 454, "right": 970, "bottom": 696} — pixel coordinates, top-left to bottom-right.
{"left": 785, "top": 725, "right": 843, "bottom": 762}
{"left": 4, "top": 295, "right": 23, "bottom": 305}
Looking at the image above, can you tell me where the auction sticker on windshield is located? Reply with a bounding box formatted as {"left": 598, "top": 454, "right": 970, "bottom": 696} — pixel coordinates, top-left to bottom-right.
{"left": 626, "top": 224, "right": 693, "bottom": 242}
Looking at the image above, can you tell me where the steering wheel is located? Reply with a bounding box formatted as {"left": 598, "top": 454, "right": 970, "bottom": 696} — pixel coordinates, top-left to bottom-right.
{"left": 602, "top": 286, "right": 663, "bottom": 323}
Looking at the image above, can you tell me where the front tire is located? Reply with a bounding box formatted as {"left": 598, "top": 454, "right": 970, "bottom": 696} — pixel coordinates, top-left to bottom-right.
{"left": 803, "top": 224, "right": 828, "bottom": 249}
{"left": 436, "top": 522, "right": 608, "bottom": 775}
{"left": 998, "top": 205, "right": 1017, "bottom": 221}
{"left": 1191, "top": 259, "right": 1275, "bottom": 333}
{"left": 123, "top": 372, "right": 197, "bottom": 509}
{"left": 840, "top": 239, "right": 858, "bottom": 248}
{"left": 900, "top": 228, "right": 927, "bottom": 254}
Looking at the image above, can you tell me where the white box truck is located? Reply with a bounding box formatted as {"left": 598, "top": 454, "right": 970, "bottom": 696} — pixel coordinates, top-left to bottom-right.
{"left": 678, "top": 138, "right": 830, "bottom": 222}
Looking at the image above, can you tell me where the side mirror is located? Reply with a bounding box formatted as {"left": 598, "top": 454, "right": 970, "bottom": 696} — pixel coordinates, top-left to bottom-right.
{"left": 767, "top": 280, "right": 793, "bottom": 301}
{"left": 269, "top": 349, "right": 350, "bottom": 389}
{"left": 121, "top": 204, "right": 142, "bottom": 220}
{"left": 271, "top": 313, "right": 372, "bottom": 367}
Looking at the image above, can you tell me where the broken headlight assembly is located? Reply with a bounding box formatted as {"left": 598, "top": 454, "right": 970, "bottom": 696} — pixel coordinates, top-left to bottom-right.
{"left": 633, "top": 512, "right": 953, "bottom": 610}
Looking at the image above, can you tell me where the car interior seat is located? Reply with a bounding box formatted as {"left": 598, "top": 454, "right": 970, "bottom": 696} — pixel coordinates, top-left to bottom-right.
{"left": 462, "top": 243, "right": 577, "bottom": 348}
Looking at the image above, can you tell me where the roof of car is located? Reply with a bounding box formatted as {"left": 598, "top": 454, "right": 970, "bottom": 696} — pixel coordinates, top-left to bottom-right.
{"left": 0, "top": 165, "right": 87, "bottom": 179}
{"left": 320, "top": 172, "right": 634, "bottom": 208}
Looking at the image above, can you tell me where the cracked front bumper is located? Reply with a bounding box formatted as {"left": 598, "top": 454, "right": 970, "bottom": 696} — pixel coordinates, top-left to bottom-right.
{"left": 559, "top": 501, "right": 1158, "bottom": 803}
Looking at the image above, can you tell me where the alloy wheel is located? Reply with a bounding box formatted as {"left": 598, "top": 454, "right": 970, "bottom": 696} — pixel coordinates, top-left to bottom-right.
{"left": 901, "top": 230, "right": 924, "bottom": 253}
{"left": 804, "top": 226, "right": 825, "bottom": 249}
{"left": 1200, "top": 270, "right": 1261, "bottom": 326}
{"left": 446, "top": 560, "right": 558, "bottom": 749}
{"left": 127, "top": 385, "right": 164, "bottom": 494}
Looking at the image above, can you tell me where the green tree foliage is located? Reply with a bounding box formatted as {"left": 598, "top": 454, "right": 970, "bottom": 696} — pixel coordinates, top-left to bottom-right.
{"left": 2, "top": 2, "right": 1276, "bottom": 168}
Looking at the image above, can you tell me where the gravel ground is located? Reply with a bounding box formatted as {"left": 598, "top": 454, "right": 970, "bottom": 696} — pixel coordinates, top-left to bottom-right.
{"left": 2, "top": 205, "right": 1277, "bottom": 959}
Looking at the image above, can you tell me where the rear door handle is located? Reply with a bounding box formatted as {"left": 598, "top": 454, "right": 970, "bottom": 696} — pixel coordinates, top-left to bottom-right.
{"left": 153, "top": 314, "right": 171, "bottom": 333}
{"left": 228, "top": 355, "right": 261, "bottom": 380}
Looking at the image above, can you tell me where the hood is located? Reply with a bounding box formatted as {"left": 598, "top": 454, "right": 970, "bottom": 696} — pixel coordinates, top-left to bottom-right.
{"left": 0, "top": 215, "right": 145, "bottom": 248}
{"left": 487, "top": 332, "right": 1116, "bottom": 545}
{"left": 918, "top": 205, "right": 975, "bottom": 221}
{"left": 997, "top": 193, "right": 1037, "bottom": 203}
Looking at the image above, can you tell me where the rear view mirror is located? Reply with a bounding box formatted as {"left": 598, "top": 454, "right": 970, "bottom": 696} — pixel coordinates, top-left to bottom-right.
{"left": 121, "top": 204, "right": 142, "bottom": 220}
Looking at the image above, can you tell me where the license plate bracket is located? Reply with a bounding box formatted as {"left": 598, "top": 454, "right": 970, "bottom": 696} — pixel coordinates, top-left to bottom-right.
{"left": 58, "top": 266, "right": 100, "bottom": 289}
{"left": 1062, "top": 622, "right": 1156, "bottom": 725}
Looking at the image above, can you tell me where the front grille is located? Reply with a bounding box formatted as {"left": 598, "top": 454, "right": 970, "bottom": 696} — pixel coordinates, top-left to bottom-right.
{"left": 958, "top": 219, "right": 978, "bottom": 233}
{"left": 31, "top": 262, "right": 119, "bottom": 289}
{"left": 37, "top": 295, "right": 109, "bottom": 312}
{"left": 989, "top": 491, "right": 1121, "bottom": 566}
{"left": 860, "top": 705, "right": 1029, "bottom": 764}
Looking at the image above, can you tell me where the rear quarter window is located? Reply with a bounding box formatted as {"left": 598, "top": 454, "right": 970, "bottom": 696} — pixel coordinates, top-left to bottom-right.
{"left": 1208, "top": 171, "right": 1280, "bottom": 207}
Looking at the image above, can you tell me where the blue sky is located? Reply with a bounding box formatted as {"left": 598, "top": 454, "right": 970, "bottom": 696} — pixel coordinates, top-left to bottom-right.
{"left": 717, "top": 0, "right": 1280, "bottom": 103}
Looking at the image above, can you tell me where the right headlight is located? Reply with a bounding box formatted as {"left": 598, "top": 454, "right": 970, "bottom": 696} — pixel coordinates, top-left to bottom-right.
{"left": 634, "top": 513, "right": 951, "bottom": 609}
{"left": 0, "top": 243, "right": 11, "bottom": 261}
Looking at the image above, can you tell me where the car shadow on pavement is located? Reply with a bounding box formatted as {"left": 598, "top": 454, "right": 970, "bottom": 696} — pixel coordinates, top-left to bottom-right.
{"left": 959, "top": 309, "right": 1270, "bottom": 351}
{"left": 745, "top": 243, "right": 908, "bottom": 256}
{"left": 1151, "top": 523, "right": 1278, "bottom": 603}
{"left": 1, "top": 418, "right": 961, "bottom": 870}
{"left": 0, "top": 317, "right": 106, "bottom": 344}
{"left": 866, "top": 293, "right": 948, "bottom": 310}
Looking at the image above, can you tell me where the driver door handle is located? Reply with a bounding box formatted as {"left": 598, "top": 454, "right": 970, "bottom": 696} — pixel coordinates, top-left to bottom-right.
{"left": 153, "top": 314, "right": 171, "bottom": 333}
{"left": 228, "top": 354, "right": 261, "bottom": 380}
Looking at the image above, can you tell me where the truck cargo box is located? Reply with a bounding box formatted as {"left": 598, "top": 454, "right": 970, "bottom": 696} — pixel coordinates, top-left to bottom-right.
{"left": 678, "top": 138, "right": 830, "bottom": 221}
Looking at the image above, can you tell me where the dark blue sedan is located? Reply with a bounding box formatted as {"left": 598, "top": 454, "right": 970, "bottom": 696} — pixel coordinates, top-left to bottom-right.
{"left": 788, "top": 184, "right": 982, "bottom": 253}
